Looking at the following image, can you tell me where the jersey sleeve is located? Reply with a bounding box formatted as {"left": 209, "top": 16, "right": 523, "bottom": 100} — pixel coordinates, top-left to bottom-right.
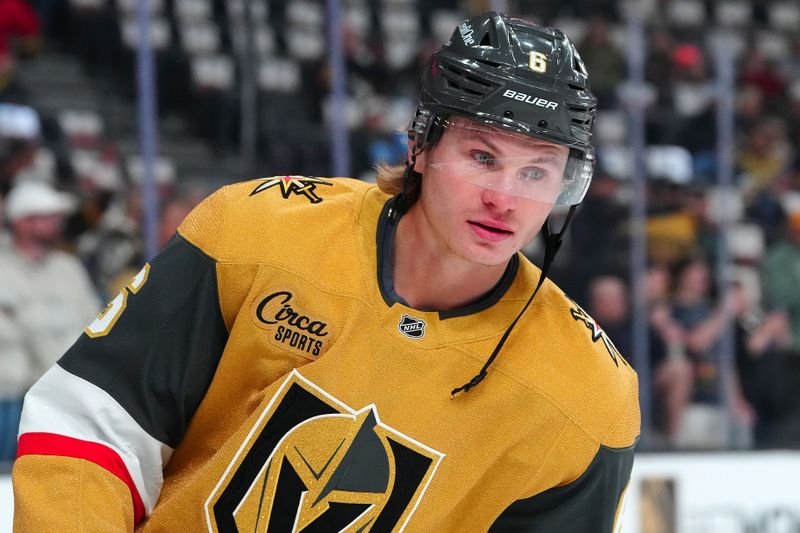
{"left": 488, "top": 442, "right": 636, "bottom": 532}
{"left": 13, "top": 189, "right": 231, "bottom": 530}
{"left": 490, "top": 368, "right": 640, "bottom": 533}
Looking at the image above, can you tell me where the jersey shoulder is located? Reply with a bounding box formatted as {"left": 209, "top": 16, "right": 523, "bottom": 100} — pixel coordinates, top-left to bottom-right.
{"left": 178, "top": 176, "right": 383, "bottom": 261}
{"left": 510, "top": 262, "right": 640, "bottom": 448}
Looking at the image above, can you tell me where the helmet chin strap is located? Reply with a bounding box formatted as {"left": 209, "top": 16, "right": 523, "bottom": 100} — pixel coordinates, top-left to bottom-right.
{"left": 450, "top": 204, "right": 579, "bottom": 397}
{"left": 395, "top": 145, "right": 424, "bottom": 219}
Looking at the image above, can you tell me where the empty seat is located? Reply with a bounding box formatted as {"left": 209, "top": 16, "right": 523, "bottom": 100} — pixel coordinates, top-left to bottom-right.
{"left": 705, "top": 186, "right": 745, "bottom": 224}
{"left": 321, "top": 95, "right": 364, "bottom": 128}
{"left": 727, "top": 224, "right": 765, "bottom": 262}
{"left": 227, "top": 0, "right": 268, "bottom": 21}
{"left": 258, "top": 58, "right": 301, "bottom": 92}
{"left": 666, "top": 0, "right": 706, "bottom": 27}
{"left": 780, "top": 192, "right": 800, "bottom": 215}
{"left": 344, "top": 6, "right": 370, "bottom": 37}
{"left": 595, "top": 110, "right": 627, "bottom": 146}
{"left": 755, "top": 30, "right": 790, "bottom": 60}
{"left": 287, "top": 26, "right": 326, "bottom": 61}
{"left": 121, "top": 16, "right": 171, "bottom": 50}
{"left": 380, "top": 8, "right": 419, "bottom": 38}
{"left": 191, "top": 54, "right": 235, "bottom": 90}
{"left": 116, "top": 0, "right": 163, "bottom": 15}
{"left": 550, "top": 17, "right": 587, "bottom": 44}
{"left": 287, "top": 0, "right": 324, "bottom": 27}
{"left": 227, "top": 21, "right": 275, "bottom": 56}
{"left": 714, "top": 0, "right": 752, "bottom": 27}
{"left": 706, "top": 30, "right": 747, "bottom": 61}
{"left": 385, "top": 37, "right": 416, "bottom": 69}
{"left": 430, "top": 10, "right": 465, "bottom": 44}
{"left": 126, "top": 155, "right": 176, "bottom": 186}
{"left": 0, "top": 103, "right": 40, "bottom": 140}
{"left": 179, "top": 21, "right": 221, "bottom": 55}
{"left": 58, "top": 109, "right": 104, "bottom": 146}
{"left": 646, "top": 145, "right": 694, "bottom": 185}
{"left": 72, "top": 150, "right": 124, "bottom": 191}
{"left": 174, "top": 0, "right": 211, "bottom": 22}
{"left": 768, "top": 2, "right": 800, "bottom": 31}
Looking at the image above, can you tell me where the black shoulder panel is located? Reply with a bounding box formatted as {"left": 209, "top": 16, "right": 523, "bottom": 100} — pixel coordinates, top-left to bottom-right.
{"left": 489, "top": 442, "right": 636, "bottom": 532}
{"left": 58, "top": 233, "right": 229, "bottom": 448}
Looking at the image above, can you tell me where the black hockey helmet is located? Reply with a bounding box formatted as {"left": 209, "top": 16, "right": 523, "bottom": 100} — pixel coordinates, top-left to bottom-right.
{"left": 409, "top": 11, "right": 597, "bottom": 206}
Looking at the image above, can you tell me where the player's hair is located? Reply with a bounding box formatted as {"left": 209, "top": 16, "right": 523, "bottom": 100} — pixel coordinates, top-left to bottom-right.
{"left": 376, "top": 161, "right": 423, "bottom": 203}
{"left": 375, "top": 163, "right": 406, "bottom": 196}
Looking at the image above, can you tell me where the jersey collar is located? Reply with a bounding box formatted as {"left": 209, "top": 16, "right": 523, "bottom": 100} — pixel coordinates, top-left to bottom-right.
{"left": 375, "top": 196, "right": 519, "bottom": 320}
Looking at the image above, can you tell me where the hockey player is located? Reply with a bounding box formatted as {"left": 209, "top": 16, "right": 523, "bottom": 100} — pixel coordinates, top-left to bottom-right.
{"left": 13, "top": 12, "right": 640, "bottom": 531}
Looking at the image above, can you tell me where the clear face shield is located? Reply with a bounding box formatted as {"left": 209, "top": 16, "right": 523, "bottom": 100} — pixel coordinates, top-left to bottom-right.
{"left": 424, "top": 118, "right": 594, "bottom": 206}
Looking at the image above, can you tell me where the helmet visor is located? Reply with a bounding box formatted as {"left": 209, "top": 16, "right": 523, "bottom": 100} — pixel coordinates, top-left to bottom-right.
{"left": 425, "top": 118, "right": 593, "bottom": 206}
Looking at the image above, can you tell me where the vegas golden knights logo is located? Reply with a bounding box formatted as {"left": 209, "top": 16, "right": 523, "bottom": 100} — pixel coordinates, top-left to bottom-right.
{"left": 250, "top": 176, "right": 333, "bottom": 204}
{"left": 570, "top": 304, "right": 628, "bottom": 368}
{"left": 205, "top": 371, "right": 444, "bottom": 533}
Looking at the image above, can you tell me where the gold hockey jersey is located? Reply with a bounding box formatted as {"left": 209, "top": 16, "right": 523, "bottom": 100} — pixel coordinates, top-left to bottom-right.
{"left": 13, "top": 177, "right": 640, "bottom": 532}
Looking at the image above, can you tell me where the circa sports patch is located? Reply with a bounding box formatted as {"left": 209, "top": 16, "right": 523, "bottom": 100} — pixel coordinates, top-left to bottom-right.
{"left": 204, "top": 370, "right": 444, "bottom": 533}
{"left": 251, "top": 289, "right": 333, "bottom": 360}
{"left": 249, "top": 175, "right": 333, "bottom": 204}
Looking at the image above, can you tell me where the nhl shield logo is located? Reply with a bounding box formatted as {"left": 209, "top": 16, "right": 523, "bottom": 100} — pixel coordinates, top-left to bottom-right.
{"left": 398, "top": 314, "right": 426, "bottom": 339}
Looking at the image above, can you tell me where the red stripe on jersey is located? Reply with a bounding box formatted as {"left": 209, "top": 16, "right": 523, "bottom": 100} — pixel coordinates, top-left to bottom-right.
{"left": 17, "top": 432, "right": 146, "bottom": 525}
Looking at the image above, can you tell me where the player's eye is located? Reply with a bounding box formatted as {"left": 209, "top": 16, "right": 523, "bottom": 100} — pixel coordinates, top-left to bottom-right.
{"left": 518, "top": 167, "right": 547, "bottom": 181}
{"left": 469, "top": 150, "right": 496, "bottom": 169}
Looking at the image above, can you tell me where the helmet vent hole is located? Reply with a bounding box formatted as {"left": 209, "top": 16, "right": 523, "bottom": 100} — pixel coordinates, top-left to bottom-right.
{"left": 476, "top": 59, "right": 502, "bottom": 68}
{"left": 479, "top": 32, "right": 494, "bottom": 47}
{"left": 538, "top": 120, "right": 548, "bottom": 128}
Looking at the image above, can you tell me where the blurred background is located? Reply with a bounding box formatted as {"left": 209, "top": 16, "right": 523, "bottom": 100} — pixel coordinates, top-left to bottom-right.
{"left": 2, "top": 0, "right": 800, "bottom": 530}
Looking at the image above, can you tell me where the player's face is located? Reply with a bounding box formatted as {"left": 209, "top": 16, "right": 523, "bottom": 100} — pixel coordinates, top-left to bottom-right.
{"left": 414, "top": 120, "right": 570, "bottom": 267}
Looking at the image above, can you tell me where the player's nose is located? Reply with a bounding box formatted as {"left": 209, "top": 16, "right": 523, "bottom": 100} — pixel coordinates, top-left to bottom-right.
{"left": 480, "top": 184, "right": 518, "bottom": 212}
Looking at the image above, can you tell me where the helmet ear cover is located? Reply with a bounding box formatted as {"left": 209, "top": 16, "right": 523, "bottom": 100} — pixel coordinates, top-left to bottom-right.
{"left": 408, "top": 107, "right": 447, "bottom": 150}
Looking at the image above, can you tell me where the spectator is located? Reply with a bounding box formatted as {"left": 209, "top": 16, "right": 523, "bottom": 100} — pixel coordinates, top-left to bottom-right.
{"left": 0, "top": 0, "right": 41, "bottom": 98}
{"left": 569, "top": 170, "right": 629, "bottom": 300}
{"left": 738, "top": 49, "right": 787, "bottom": 112}
{"left": 577, "top": 16, "right": 625, "bottom": 108}
{"left": 761, "top": 211, "right": 800, "bottom": 353}
{"left": 644, "top": 263, "right": 693, "bottom": 446}
{"left": 669, "top": 44, "right": 714, "bottom": 119}
{"left": 670, "top": 257, "right": 754, "bottom": 448}
{"left": 587, "top": 275, "right": 631, "bottom": 356}
{"left": 645, "top": 180, "right": 698, "bottom": 265}
{"left": 730, "top": 281, "right": 797, "bottom": 447}
{"left": 0, "top": 179, "right": 100, "bottom": 461}
{"left": 0, "top": 103, "right": 40, "bottom": 196}
{"left": 738, "top": 117, "right": 793, "bottom": 200}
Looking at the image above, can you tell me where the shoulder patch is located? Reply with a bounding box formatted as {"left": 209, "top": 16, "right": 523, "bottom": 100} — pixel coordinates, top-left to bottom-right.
{"left": 250, "top": 176, "right": 334, "bottom": 204}
{"left": 569, "top": 303, "right": 628, "bottom": 368}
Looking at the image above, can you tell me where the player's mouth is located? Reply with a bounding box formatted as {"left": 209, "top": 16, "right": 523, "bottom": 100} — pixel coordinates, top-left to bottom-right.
{"left": 468, "top": 220, "right": 514, "bottom": 242}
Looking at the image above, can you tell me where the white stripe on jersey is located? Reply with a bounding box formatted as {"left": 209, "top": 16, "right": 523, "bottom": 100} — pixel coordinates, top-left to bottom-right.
{"left": 19, "top": 364, "right": 174, "bottom": 514}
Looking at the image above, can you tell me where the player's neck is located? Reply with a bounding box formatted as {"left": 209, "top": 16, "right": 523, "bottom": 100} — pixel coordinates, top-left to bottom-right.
{"left": 392, "top": 207, "right": 507, "bottom": 311}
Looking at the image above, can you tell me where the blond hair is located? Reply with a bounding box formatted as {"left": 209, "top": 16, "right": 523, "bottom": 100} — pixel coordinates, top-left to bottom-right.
{"left": 375, "top": 162, "right": 422, "bottom": 205}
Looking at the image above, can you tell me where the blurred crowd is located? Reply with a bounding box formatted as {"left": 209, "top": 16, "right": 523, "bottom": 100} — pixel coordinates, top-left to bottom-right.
{"left": 3, "top": 0, "right": 800, "bottom": 465}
